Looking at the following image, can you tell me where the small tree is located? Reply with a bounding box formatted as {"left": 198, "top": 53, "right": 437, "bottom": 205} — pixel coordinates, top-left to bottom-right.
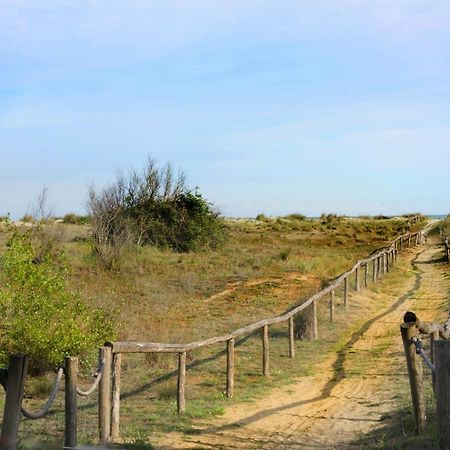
{"left": 88, "top": 158, "right": 227, "bottom": 267}
{"left": 0, "top": 228, "right": 115, "bottom": 374}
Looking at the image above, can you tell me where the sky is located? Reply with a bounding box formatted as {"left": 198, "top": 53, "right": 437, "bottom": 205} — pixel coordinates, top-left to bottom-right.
{"left": 0, "top": 1, "right": 449, "bottom": 219}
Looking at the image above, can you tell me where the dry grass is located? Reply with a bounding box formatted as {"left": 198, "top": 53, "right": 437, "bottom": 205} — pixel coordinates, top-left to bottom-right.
{"left": 0, "top": 215, "right": 428, "bottom": 447}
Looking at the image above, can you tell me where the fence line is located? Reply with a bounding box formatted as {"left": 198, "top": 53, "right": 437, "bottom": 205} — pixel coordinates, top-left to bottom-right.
{"left": 105, "top": 225, "right": 428, "bottom": 443}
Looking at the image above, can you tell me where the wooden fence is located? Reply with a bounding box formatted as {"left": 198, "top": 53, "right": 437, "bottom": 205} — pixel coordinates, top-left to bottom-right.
{"left": 104, "top": 228, "right": 427, "bottom": 443}
{"left": 401, "top": 312, "right": 450, "bottom": 449}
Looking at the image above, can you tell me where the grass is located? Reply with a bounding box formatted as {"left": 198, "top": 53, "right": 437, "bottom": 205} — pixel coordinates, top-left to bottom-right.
{"left": 0, "top": 214, "right": 430, "bottom": 446}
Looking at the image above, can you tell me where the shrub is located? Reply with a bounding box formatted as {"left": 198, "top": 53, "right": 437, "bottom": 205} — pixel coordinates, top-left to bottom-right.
{"left": 63, "top": 213, "right": 91, "bottom": 225}
{"left": 88, "top": 158, "right": 227, "bottom": 268}
{"left": 284, "top": 213, "right": 306, "bottom": 221}
{"left": 0, "top": 228, "right": 115, "bottom": 374}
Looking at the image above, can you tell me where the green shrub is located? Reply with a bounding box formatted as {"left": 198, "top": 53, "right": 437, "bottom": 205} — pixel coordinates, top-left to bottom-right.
{"left": 63, "top": 213, "right": 91, "bottom": 225}
{"left": 284, "top": 213, "right": 306, "bottom": 221}
{"left": 0, "top": 229, "right": 115, "bottom": 374}
{"left": 88, "top": 158, "right": 227, "bottom": 267}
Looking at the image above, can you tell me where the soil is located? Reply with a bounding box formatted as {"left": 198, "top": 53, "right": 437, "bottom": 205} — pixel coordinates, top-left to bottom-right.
{"left": 154, "top": 234, "right": 449, "bottom": 449}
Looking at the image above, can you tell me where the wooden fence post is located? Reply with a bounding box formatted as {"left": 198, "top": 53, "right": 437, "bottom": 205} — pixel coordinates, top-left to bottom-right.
{"left": 111, "top": 352, "right": 122, "bottom": 441}
{"left": 408, "top": 235, "right": 411, "bottom": 247}
{"left": 364, "top": 263, "right": 369, "bottom": 287}
{"left": 372, "top": 258, "right": 377, "bottom": 283}
{"left": 312, "top": 300, "right": 318, "bottom": 339}
{"left": 262, "top": 325, "right": 269, "bottom": 377}
{"left": 344, "top": 277, "right": 349, "bottom": 308}
{"left": 226, "top": 339, "right": 235, "bottom": 397}
{"left": 355, "top": 267, "right": 360, "bottom": 292}
{"left": 401, "top": 323, "right": 426, "bottom": 434}
{"left": 177, "top": 352, "right": 186, "bottom": 413}
{"left": 0, "top": 354, "right": 29, "bottom": 450}
{"left": 329, "top": 290, "right": 335, "bottom": 323}
{"left": 434, "top": 340, "right": 450, "bottom": 449}
{"left": 430, "top": 331, "right": 439, "bottom": 392}
{"left": 64, "top": 356, "right": 78, "bottom": 449}
{"left": 99, "top": 346, "right": 112, "bottom": 444}
{"left": 288, "top": 317, "right": 295, "bottom": 358}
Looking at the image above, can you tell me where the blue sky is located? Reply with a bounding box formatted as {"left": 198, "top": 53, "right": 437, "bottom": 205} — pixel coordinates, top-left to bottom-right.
{"left": 0, "top": 1, "right": 449, "bottom": 218}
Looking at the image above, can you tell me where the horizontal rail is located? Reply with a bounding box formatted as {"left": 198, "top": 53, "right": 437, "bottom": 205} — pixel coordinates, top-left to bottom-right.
{"left": 107, "top": 227, "right": 427, "bottom": 354}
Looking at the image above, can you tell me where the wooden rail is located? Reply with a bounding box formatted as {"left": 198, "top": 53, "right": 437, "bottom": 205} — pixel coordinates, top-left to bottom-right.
{"left": 104, "top": 227, "right": 427, "bottom": 442}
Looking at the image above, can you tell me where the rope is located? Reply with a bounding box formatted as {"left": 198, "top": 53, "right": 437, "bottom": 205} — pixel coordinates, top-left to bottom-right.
{"left": 412, "top": 337, "right": 435, "bottom": 374}
{"left": 76, "top": 358, "right": 104, "bottom": 397}
{"left": 21, "top": 368, "right": 63, "bottom": 419}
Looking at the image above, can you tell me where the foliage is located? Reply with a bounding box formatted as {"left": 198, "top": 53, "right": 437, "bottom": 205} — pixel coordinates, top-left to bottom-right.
{"left": 88, "top": 158, "right": 227, "bottom": 268}
{"left": 0, "top": 228, "right": 115, "bottom": 374}
{"left": 62, "top": 213, "right": 91, "bottom": 225}
{"left": 284, "top": 213, "right": 306, "bottom": 221}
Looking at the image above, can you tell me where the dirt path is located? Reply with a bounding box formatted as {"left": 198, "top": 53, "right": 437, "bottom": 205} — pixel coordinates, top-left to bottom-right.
{"left": 156, "top": 236, "right": 449, "bottom": 449}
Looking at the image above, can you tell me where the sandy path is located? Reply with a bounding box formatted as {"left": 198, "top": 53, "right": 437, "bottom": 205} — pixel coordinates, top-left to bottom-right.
{"left": 156, "top": 237, "right": 449, "bottom": 449}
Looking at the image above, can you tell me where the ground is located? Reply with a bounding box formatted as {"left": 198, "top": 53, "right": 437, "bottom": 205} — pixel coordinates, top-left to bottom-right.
{"left": 151, "top": 231, "right": 449, "bottom": 449}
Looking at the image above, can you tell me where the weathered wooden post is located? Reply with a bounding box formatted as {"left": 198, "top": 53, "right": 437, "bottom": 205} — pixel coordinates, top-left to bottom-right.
{"left": 64, "top": 356, "right": 78, "bottom": 449}
{"left": 99, "top": 346, "right": 112, "bottom": 444}
{"left": 226, "top": 339, "right": 235, "bottom": 397}
{"left": 408, "top": 235, "right": 411, "bottom": 247}
{"left": 312, "top": 300, "right": 318, "bottom": 339}
{"left": 262, "top": 325, "right": 270, "bottom": 377}
{"left": 177, "top": 352, "right": 186, "bottom": 413}
{"left": 434, "top": 340, "right": 450, "bottom": 449}
{"left": 364, "top": 263, "right": 369, "bottom": 287}
{"left": 430, "top": 331, "right": 439, "bottom": 392}
{"left": 344, "top": 277, "right": 349, "bottom": 308}
{"left": 111, "top": 352, "right": 122, "bottom": 441}
{"left": 0, "top": 354, "right": 29, "bottom": 450}
{"left": 355, "top": 267, "right": 360, "bottom": 292}
{"left": 401, "top": 323, "right": 426, "bottom": 434}
{"left": 372, "top": 258, "right": 377, "bottom": 283}
{"left": 288, "top": 316, "right": 295, "bottom": 358}
{"left": 329, "top": 290, "right": 335, "bottom": 323}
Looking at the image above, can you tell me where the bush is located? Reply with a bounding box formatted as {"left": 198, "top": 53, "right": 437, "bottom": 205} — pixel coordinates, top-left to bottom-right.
{"left": 63, "top": 213, "right": 91, "bottom": 225}
{"left": 88, "top": 158, "right": 227, "bottom": 268}
{"left": 284, "top": 213, "right": 306, "bottom": 221}
{"left": 0, "top": 229, "right": 115, "bottom": 374}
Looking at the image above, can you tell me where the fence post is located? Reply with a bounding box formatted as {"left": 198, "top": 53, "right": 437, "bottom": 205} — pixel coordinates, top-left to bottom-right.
{"left": 177, "top": 352, "right": 186, "bottom": 413}
{"left": 288, "top": 316, "right": 295, "bottom": 358}
{"left": 364, "top": 263, "right": 368, "bottom": 287}
{"left": 344, "top": 277, "right": 349, "bottom": 308}
{"left": 434, "top": 340, "right": 450, "bottom": 449}
{"left": 312, "top": 300, "right": 318, "bottom": 339}
{"left": 98, "top": 346, "right": 112, "bottom": 444}
{"left": 0, "top": 354, "right": 28, "bottom": 450}
{"left": 262, "top": 325, "right": 269, "bottom": 377}
{"left": 111, "top": 352, "right": 122, "bottom": 441}
{"left": 355, "top": 267, "right": 360, "bottom": 292}
{"left": 401, "top": 323, "right": 426, "bottom": 434}
{"left": 64, "top": 356, "right": 78, "bottom": 449}
{"left": 226, "top": 339, "right": 235, "bottom": 397}
{"left": 372, "top": 258, "right": 377, "bottom": 283}
{"left": 329, "top": 290, "right": 335, "bottom": 323}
